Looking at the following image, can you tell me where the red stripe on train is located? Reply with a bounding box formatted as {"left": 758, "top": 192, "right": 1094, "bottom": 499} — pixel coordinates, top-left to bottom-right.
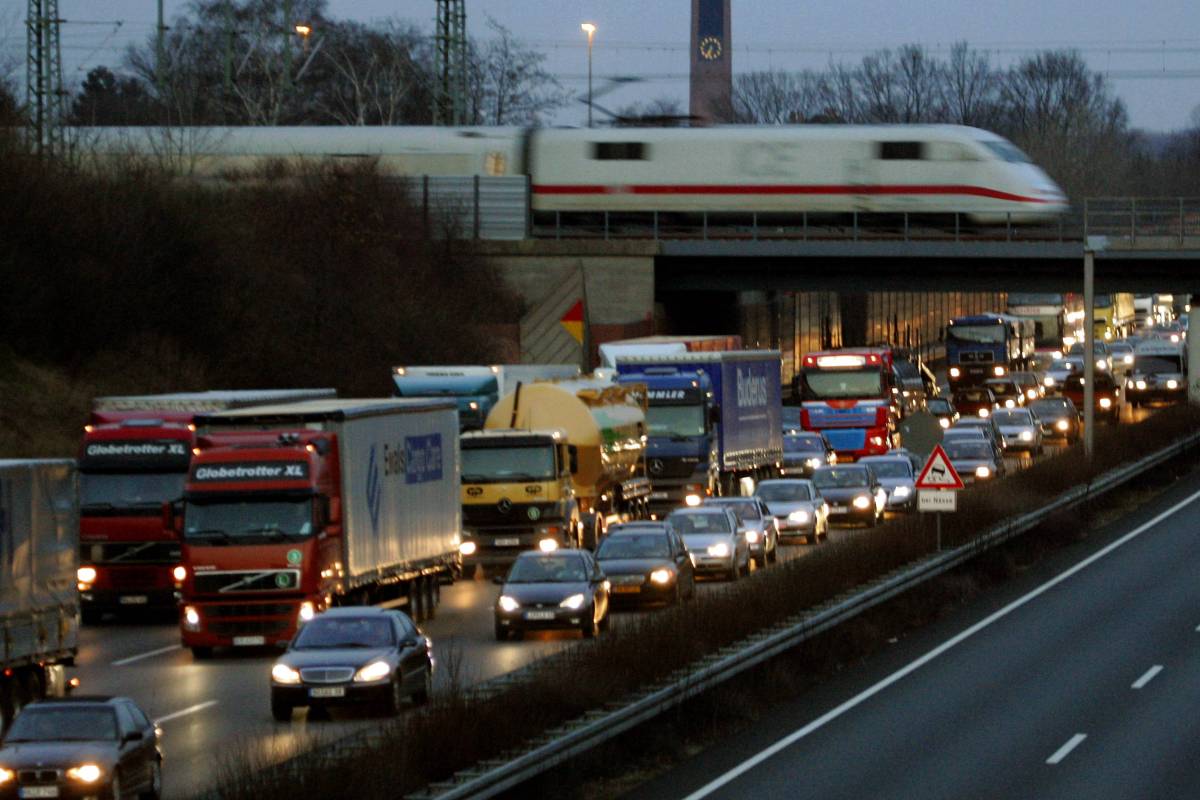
{"left": 531, "top": 184, "right": 1050, "bottom": 204}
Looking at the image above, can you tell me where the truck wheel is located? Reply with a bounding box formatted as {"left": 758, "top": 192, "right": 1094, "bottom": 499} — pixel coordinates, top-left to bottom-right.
{"left": 270, "top": 695, "right": 292, "bottom": 722}
{"left": 191, "top": 646, "right": 214, "bottom": 661}
{"left": 581, "top": 514, "right": 601, "bottom": 550}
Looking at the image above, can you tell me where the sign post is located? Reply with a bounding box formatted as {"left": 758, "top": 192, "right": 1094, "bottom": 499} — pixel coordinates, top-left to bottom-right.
{"left": 915, "top": 444, "right": 965, "bottom": 550}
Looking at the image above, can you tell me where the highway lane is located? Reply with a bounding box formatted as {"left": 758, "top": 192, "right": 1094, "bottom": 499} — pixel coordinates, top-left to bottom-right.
{"left": 628, "top": 456, "right": 1200, "bottom": 800}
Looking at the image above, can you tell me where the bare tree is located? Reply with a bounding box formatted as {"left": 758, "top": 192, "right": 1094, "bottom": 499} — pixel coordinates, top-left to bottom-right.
{"left": 308, "top": 21, "right": 429, "bottom": 125}
{"left": 467, "top": 18, "right": 568, "bottom": 126}
{"left": 940, "top": 43, "right": 1000, "bottom": 128}
{"left": 733, "top": 70, "right": 825, "bottom": 123}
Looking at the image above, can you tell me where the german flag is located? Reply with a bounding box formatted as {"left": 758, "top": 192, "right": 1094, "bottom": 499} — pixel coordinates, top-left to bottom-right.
{"left": 560, "top": 300, "right": 585, "bottom": 344}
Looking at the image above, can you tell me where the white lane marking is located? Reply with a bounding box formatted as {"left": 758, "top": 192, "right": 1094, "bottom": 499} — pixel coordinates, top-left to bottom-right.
{"left": 154, "top": 700, "right": 218, "bottom": 725}
{"left": 680, "top": 487, "right": 1200, "bottom": 800}
{"left": 1046, "top": 733, "right": 1087, "bottom": 765}
{"left": 112, "top": 644, "right": 182, "bottom": 667}
{"left": 1131, "top": 665, "right": 1163, "bottom": 690}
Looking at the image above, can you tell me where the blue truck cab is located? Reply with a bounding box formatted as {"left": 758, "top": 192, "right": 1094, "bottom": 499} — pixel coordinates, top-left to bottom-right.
{"left": 392, "top": 367, "right": 499, "bottom": 430}
{"left": 616, "top": 351, "right": 783, "bottom": 517}
{"left": 946, "top": 313, "right": 1035, "bottom": 388}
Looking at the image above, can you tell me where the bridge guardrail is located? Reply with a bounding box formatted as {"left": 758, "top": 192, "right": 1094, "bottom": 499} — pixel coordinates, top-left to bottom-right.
{"left": 407, "top": 427, "right": 1200, "bottom": 800}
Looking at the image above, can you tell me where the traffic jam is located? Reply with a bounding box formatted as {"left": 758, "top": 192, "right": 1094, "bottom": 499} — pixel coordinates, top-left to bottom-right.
{"left": 1, "top": 293, "right": 1189, "bottom": 799}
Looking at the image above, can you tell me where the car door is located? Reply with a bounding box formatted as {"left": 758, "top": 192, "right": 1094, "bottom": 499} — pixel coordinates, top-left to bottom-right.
{"left": 115, "top": 701, "right": 150, "bottom": 792}
{"left": 393, "top": 614, "right": 426, "bottom": 691}
{"left": 757, "top": 499, "right": 777, "bottom": 547}
{"left": 586, "top": 553, "right": 609, "bottom": 620}
{"left": 672, "top": 532, "right": 694, "bottom": 588}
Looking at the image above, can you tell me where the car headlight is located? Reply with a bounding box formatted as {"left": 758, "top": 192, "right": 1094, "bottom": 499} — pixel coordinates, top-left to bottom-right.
{"left": 1123, "top": 355, "right": 1134, "bottom": 365}
{"left": 1044, "top": 376, "right": 1056, "bottom": 387}
{"left": 1056, "top": 419, "right": 1069, "bottom": 431}
{"left": 949, "top": 367, "right": 961, "bottom": 378}
{"left": 353, "top": 660, "right": 392, "bottom": 683}
{"left": 1135, "top": 380, "right": 1147, "bottom": 390}
{"left": 805, "top": 458, "right": 821, "bottom": 468}
{"left": 1099, "top": 397, "right": 1112, "bottom": 409}
{"left": 77, "top": 566, "right": 97, "bottom": 585}
{"left": 183, "top": 605, "right": 201, "bottom": 631}
{"left": 684, "top": 494, "right": 702, "bottom": 507}
{"left": 1096, "top": 360, "right": 1107, "bottom": 370}
{"left": 459, "top": 540, "right": 477, "bottom": 556}
{"left": 993, "top": 366, "right": 1006, "bottom": 377}
{"left": 788, "top": 510, "right": 810, "bottom": 523}
{"left": 538, "top": 538, "right": 559, "bottom": 553}
{"left": 975, "top": 466, "right": 991, "bottom": 479}
{"left": 298, "top": 601, "right": 316, "bottom": 623}
{"left": 1167, "top": 379, "right": 1179, "bottom": 390}
{"left": 271, "top": 663, "right": 302, "bottom": 685}
{"left": 1005, "top": 399, "right": 1015, "bottom": 408}
{"left": 0, "top": 768, "right": 13, "bottom": 785}
{"left": 939, "top": 417, "right": 950, "bottom": 429}
{"left": 66, "top": 764, "right": 103, "bottom": 784}
{"left": 893, "top": 486, "right": 910, "bottom": 499}
{"left": 498, "top": 595, "right": 520, "bottom": 612}
{"left": 978, "top": 408, "right": 990, "bottom": 418}
{"left": 559, "top": 593, "right": 586, "bottom": 610}
{"left": 1026, "top": 389, "right": 1038, "bottom": 399}
{"left": 852, "top": 495, "right": 871, "bottom": 510}
{"left": 1019, "top": 431, "right": 1033, "bottom": 441}
{"left": 649, "top": 568, "right": 674, "bottom": 585}
{"left": 1052, "top": 350, "right": 1063, "bottom": 359}
{"left": 707, "top": 542, "right": 730, "bottom": 558}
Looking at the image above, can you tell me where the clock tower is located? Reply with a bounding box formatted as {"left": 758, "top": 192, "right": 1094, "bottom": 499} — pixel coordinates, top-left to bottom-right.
{"left": 690, "top": 0, "right": 732, "bottom": 123}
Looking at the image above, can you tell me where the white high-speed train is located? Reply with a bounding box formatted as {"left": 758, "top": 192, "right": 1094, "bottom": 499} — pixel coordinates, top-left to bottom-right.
{"left": 85, "top": 124, "right": 1069, "bottom": 223}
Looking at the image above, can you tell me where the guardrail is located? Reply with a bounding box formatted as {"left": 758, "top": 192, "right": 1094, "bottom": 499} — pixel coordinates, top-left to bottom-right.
{"left": 407, "top": 427, "right": 1200, "bottom": 800}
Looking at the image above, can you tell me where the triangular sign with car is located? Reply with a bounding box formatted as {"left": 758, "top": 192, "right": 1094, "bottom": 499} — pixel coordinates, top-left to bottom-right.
{"left": 915, "top": 445, "right": 965, "bottom": 490}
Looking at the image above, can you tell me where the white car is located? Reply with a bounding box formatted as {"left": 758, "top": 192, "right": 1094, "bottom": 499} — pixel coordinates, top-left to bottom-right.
{"left": 991, "top": 407, "right": 1044, "bottom": 455}
{"left": 755, "top": 479, "right": 829, "bottom": 544}
{"left": 665, "top": 506, "right": 750, "bottom": 581}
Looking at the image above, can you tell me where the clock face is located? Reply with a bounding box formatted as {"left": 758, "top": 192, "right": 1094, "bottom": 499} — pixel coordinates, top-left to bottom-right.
{"left": 699, "top": 35, "right": 722, "bottom": 61}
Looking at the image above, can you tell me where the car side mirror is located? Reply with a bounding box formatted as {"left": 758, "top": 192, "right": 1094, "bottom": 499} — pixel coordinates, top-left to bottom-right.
{"left": 491, "top": 576, "right": 505, "bottom": 586}
{"left": 123, "top": 731, "right": 144, "bottom": 744}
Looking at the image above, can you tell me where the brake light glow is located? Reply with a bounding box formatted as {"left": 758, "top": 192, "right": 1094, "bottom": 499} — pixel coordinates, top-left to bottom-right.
{"left": 816, "top": 355, "right": 866, "bottom": 368}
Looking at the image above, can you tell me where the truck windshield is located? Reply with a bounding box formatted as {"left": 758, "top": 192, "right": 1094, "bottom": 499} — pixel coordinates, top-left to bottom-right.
{"left": 646, "top": 404, "right": 706, "bottom": 438}
{"left": 462, "top": 446, "right": 555, "bottom": 483}
{"left": 948, "top": 324, "right": 1006, "bottom": 344}
{"left": 184, "top": 498, "right": 314, "bottom": 541}
{"left": 802, "top": 369, "right": 882, "bottom": 399}
{"left": 80, "top": 472, "right": 187, "bottom": 511}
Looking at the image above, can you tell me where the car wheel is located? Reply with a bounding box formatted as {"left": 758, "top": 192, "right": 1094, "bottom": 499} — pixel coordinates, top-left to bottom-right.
{"left": 140, "top": 759, "right": 162, "bottom": 800}
{"left": 494, "top": 621, "right": 508, "bottom": 641}
{"left": 190, "top": 646, "right": 213, "bottom": 661}
{"left": 412, "top": 669, "right": 432, "bottom": 706}
{"left": 581, "top": 610, "right": 599, "bottom": 638}
{"left": 767, "top": 540, "right": 778, "bottom": 564}
{"left": 270, "top": 694, "right": 293, "bottom": 722}
{"left": 726, "top": 561, "right": 739, "bottom": 581}
{"left": 599, "top": 609, "right": 611, "bottom": 631}
{"left": 110, "top": 771, "right": 122, "bottom": 800}
{"left": 672, "top": 582, "right": 682, "bottom": 605}
{"left": 385, "top": 677, "right": 404, "bottom": 716}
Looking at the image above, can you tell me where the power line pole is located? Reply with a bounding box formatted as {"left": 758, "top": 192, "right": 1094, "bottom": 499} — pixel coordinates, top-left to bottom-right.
{"left": 433, "top": 0, "right": 468, "bottom": 125}
{"left": 25, "top": 0, "right": 64, "bottom": 156}
{"left": 155, "top": 0, "right": 166, "bottom": 95}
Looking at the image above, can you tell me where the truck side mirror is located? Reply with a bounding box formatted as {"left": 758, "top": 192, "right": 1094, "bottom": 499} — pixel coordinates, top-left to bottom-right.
{"left": 709, "top": 406, "right": 721, "bottom": 427}
{"left": 568, "top": 445, "right": 579, "bottom": 475}
{"left": 162, "top": 501, "right": 183, "bottom": 538}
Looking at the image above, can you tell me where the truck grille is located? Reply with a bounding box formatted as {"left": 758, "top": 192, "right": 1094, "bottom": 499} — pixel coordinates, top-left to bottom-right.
{"left": 211, "top": 619, "right": 290, "bottom": 637}
{"left": 102, "top": 566, "right": 164, "bottom": 589}
{"left": 206, "top": 603, "right": 295, "bottom": 618}
{"left": 463, "top": 503, "right": 556, "bottom": 528}
{"left": 959, "top": 351, "right": 995, "bottom": 363}
{"left": 646, "top": 457, "right": 700, "bottom": 479}
{"left": 194, "top": 570, "right": 300, "bottom": 593}
{"left": 300, "top": 667, "right": 355, "bottom": 684}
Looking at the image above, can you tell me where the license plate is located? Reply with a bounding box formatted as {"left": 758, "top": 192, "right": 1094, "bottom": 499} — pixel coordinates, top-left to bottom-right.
{"left": 495, "top": 537, "right": 520, "bottom": 547}
{"left": 119, "top": 595, "right": 149, "bottom": 605}
{"left": 309, "top": 687, "right": 346, "bottom": 699}
{"left": 525, "top": 610, "right": 555, "bottom": 620}
{"left": 233, "top": 635, "right": 265, "bottom": 646}
{"left": 20, "top": 788, "right": 59, "bottom": 799}
{"left": 612, "top": 585, "right": 641, "bottom": 594}
{"left": 649, "top": 492, "right": 668, "bottom": 500}
{"left": 830, "top": 507, "right": 849, "bottom": 515}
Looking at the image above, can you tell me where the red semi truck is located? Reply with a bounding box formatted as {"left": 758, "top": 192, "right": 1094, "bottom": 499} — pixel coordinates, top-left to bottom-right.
{"left": 170, "top": 399, "right": 461, "bottom": 659}
{"left": 77, "top": 390, "right": 334, "bottom": 622}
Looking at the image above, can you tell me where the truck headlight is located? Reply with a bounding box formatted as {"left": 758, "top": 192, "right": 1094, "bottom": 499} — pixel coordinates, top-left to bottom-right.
{"left": 271, "top": 663, "right": 302, "bottom": 685}
{"left": 1056, "top": 419, "right": 1069, "bottom": 431}
{"left": 298, "top": 601, "right": 316, "bottom": 623}
{"left": 538, "top": 538, "right": 559, "bottom": 553}
{"left": 993, "top": 366, "right": 1006, "bottom": 377}
{"left": 788, "top": 510, "right": 809, "bottom": 523}
{"left": 949, "top": 367, "right": 961, "bottom": 378}
{"left": 459, "top": 541, "right": 477, "bottom": 556}
{"left": 706, "top": 542, "right": 730, "bottom": 558}
{"left": 978, "top": 408, "right": 990, "bottom": 418}
{"left": 1167, "top": 379, "right": 1179, "bottom": 390}
{"left": 805, "top": 458, "right": 821, "bottom": 468}
{"left": 559, "top": 593, "right": 585, "bottom": 610}
{"left": 852, "top": 496, "right": 871, "bottom": 510}
{"left": 975, "top": 466, "right": 991, "bottom": 479}
{"left": 1019, "top": 431, "right": 1033, "bottom": 441}
{"left": 173, "top": 565, "right": 188, "bottom": 582}
{"left": 77, "top": 566, "right": 97, "bottom": 585}
{"left": 1135, "top": 380, "right": 1147, "bottom": 390}
{"left": 1099, "top": 397, "right": 1112, "bottom": 409}
{"left": 353, "top": 660, "right": 392, "bottom": 683}
{"left": 685, "top": 494, "right": 702, "bottom": 507}
{"left": 649, "top": 568, "right": 674, "bottom": 585}
{"left": 66, "top": 764, "right": 103, "bottom": 784}
{"left": 183, "top": 605, "right": 201, "bottom": 631}
{"left": 498, "top": 595, "right": 520, "bottom": 612}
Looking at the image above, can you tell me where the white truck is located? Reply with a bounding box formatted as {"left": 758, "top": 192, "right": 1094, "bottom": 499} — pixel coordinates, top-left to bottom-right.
{"left": 391, "top": 365, "right": 580, "bottom": 429}
{"left": 0, "top": 460, "right": 79, "bottom": 731}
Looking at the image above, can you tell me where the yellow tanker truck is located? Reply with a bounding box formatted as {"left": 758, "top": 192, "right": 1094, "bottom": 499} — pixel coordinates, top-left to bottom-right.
{"left": 458, "top": 378, "right": 650, "bottom": 574}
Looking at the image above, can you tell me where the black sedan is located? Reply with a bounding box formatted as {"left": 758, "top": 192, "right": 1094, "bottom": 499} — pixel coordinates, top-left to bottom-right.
{"left": 1030, "top": 396, "right": 1081, "bottom": 443}
{"left": 811, "top": 465, "right": 886, "bottom": 527}
{"left": 781, "top": 431, "right": 836, "bottom": 476}
{"left": 0, "top": 696, "right": 162, "bottom": 800}
{"left": 494, "top": 550, "right": 611, "bottom": 640}
{"left": 595, "top": 523, "right": 696, "bottom": 606}
{"left": 269, "top": 608, "right": 433, "bottom": 721}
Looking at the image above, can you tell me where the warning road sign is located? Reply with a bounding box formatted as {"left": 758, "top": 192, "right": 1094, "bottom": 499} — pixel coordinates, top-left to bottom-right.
{"left": 915, "top": 445, "right": 965, "bottom": 490}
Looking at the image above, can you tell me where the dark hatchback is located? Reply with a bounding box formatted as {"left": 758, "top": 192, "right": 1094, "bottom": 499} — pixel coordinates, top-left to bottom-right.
{"left": 952, "top": 387, "right": 998, "bottom": 418}
{"left": 1029, "top": 397, "right": 1081, "bottom": 442}
{"left": 781, "top": 432, "right": 836, "bottom": 476}
{"left": 595, "top": 523, "right": 696, "bottom": 606}
{"left": 0, "top": 696, "right": 162, "bottom": 800}
{"left": 494, "top": 551, "right": 611, "bottom": 640}
{"left": 811, "top": 465, "right": 885, "bottom": 527}
{"left": 269, "top": 608, "right": 433, "bottom": 722}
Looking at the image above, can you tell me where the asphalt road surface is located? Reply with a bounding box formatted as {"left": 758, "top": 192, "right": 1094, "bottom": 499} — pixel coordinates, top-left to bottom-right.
{"left": 628, "top": 459, "right": 1200, "bottom": 800}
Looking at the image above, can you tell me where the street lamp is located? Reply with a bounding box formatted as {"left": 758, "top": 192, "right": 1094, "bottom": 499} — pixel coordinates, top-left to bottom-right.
{"left": 581, "top": 22, "right": 596, "bottom": 128}
{"left": 294, "top": 23, "right": 312, "bottom": 53}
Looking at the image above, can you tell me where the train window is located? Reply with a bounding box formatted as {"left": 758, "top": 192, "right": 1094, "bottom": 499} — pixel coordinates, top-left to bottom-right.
{"left": 592, "top": 142, "right": 648, "bottom": 160}
{"left": 878, "top": 141, "right": 925, "bottom": 160}
{"left": 981, "top": 141, "right": 1031, "bottom": 163}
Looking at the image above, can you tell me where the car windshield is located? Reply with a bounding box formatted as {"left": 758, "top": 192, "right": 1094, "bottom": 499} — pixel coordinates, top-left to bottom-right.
{"left": 597, "top": 533, "right": 670, "bottom": 559}
{"left": 813, "top": 468, "right": 869, "bottom": 488}
{"left": 802, "top": 369, "right": 883, "bottom": 399}
{"left": 862, "top": 461, "right": 911, "bottom": 478}
{"left": 708, "top": 501, "right": 760, "bottom": 522}
{"left": 461, "top": 446, "right": 555, "bottom": 483}
{"left": 506, "top": 555, "right": 587, "bottom": 583}
{"left": 5, "top": 708, "right": 118, "bottom": 742}
{"left": 756, "top": 483, "right": 813, "bottom": 502}
{"left": 927, "top": 398, "right": 952, "bottom": 413}
{"left": 945, "top": 429, "right": 985, "bottom": 440}
{"left": 1031, "top": 400, "right": 1070, "bottom": 416}
{"left": 293, "top": 617, "right": 394, "bottom": 649}
{"left": 945, "top": 442, "right": 993, "bottom": 460}
{"left": 646, "top": 403, "right": 706, "bottom": 438}
{"left": 955, "top": 390, "right": 990, "bottom": 403}
{"left": 667, "top": 512, "right": 733, "bottom": 534}
{"left": 184, "top": 498, "right": 313, "bottom": 541}
{"left": 784, "top": 435, "right": 823, "bottom": 453}
{"left": 948, "top": 323, "right": 1005, "bottom": 344}
{"left": 986, "top": 382, "right": 1018, "bottom": 397}
{"left": 80, "top": 471, "right": 187, "bottom": 511}
{"left": 993, "top": 410, "right": 1032, "bottom": 425}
